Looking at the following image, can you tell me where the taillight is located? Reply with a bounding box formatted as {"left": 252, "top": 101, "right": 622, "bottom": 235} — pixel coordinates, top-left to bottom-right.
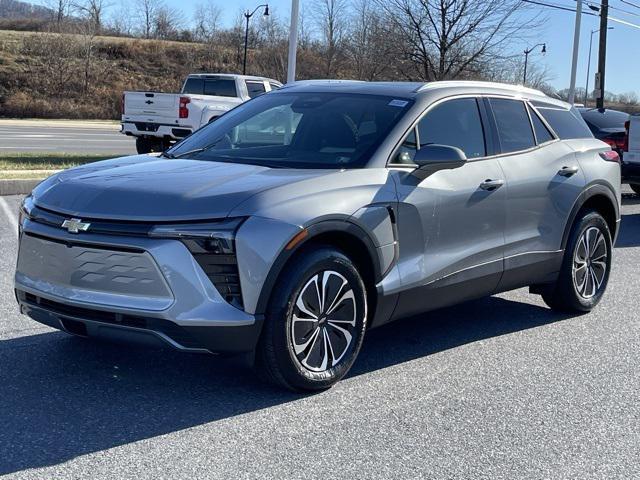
{"left": 599, "top": 150, "right": 620, "bottom": 163}
{"left": 121, "top": 93, "right": 125, "bottom": 115}
{"left": 623, "top": 120, "right": 630, "bottom": 152}
{"left": 179, "top": 96, "right": 190, "bottom": 119}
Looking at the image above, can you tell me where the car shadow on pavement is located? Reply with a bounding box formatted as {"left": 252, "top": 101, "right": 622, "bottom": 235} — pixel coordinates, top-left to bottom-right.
{"left": 0, "top": 295, "right": 572, "bottom": 475}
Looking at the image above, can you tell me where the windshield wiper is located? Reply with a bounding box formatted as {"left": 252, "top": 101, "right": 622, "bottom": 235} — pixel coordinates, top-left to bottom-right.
{"left": 163, "top": 137, "right": 223, "bottom": 159}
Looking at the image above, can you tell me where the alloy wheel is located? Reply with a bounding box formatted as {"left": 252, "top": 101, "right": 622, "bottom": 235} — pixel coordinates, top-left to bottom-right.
{"left": 289, "top": 270, "right": 357, "bottom": 373}
{"left": 572, "top": 226, "right": 608, "bottom": 299}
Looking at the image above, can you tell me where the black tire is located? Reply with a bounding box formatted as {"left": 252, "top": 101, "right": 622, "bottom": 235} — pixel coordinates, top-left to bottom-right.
{"left": 542, "top": 210, "right": 612, "bottom": 312}
{"left": 630, "top": 184, "right": 640, "bottom": 196}
{"left": 255, "top": 246, "right": 368, "bottom": 392}
{"left": 135, "top": 137, "right": 163, "bottom": 154}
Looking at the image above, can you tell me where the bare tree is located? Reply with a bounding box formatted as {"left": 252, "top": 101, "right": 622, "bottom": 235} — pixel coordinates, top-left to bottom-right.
{"left": 347, "top": 0, "right": 394, "bottom": 80}
{"left": 312, "top": 0, "right": 349, "bottom": 77}
{"left": 43, "top": 0, "right": 72, "bottom": 27}
{"left": 193, "top": 1, "right": 222, "bottom": 42}
{"left": 377, "top": 0, "right": 542, "bottom": 81}
{"left": 134, "top": 0, "right": 162, "bottom": 39}
{"left": 74, "top": 0, "right": 111, "bottom": 34}
{"left": 153, "top": 5, "right": 184, "bottom": 39}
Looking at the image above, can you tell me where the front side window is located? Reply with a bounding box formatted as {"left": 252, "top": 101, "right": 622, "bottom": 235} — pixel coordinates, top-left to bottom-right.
{"left": 167, "top": 92, "right": 413, "bottom": 169}
{"left": 490, "top": 98, "right": 536, "bottom": 153}
{"left": 417, "top": 98, "right": 486, "bottom": 159}
{"left": 246, "top": 81, "right": 266, "bottom": 98}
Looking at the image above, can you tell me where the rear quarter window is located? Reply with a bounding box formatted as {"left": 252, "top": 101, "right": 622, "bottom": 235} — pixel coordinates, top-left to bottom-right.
{"left": 532, "top": 102, "right": 593, "bottom": 140}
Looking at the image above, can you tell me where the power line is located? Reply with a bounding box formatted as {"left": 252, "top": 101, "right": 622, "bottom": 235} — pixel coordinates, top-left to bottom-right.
{"left": 522, "top": 0, "right": 597, "bottom": 15}
{"left": 526, "top": 0, "right": 640, "bottom": 29}
{"left": 620, "top": 0, "right": 640, "bottom": 11}
{"left": 609, "top": 14, "right": 640, "bottom": 27}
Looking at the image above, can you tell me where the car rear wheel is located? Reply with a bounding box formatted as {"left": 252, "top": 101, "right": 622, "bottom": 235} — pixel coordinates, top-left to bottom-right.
{"left": 630, "top": 184, "right": 640, "bottom": 196}
{"left": 255, "top": 247, "right": 368, "bottom": 391}
{"left": 542, "top": 210, "right": 612, "bottom": 312}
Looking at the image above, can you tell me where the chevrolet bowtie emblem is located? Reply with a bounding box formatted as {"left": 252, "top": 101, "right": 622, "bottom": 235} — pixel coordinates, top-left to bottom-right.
{"left": 62, "top": 218, "right": 91, "bottom": 234}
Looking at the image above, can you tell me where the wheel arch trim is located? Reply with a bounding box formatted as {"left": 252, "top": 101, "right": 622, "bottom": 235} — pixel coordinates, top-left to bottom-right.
{"left": 254, "top": 219, "right": 383, "bottom": 316}
{"left": 561, "top": 181, "right": 620, "bottom": 250}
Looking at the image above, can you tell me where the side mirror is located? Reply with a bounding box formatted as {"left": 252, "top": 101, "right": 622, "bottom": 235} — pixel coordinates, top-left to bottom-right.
{"left": 414, "top": 144, "right": 467, "bottom": 172}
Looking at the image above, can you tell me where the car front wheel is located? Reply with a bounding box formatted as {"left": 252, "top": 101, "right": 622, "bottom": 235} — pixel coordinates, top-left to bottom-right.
{"left": 255, "top": 247, "right": 368, "bottom": 391}
{"left": 542, "top": 210, "right": 612, "bottom": 312}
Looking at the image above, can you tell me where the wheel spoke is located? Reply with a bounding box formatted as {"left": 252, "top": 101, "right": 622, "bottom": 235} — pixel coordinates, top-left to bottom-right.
{"left": 326, "top": 321, "right": 353, "bottom": 365}
{"left": 294, "top": 326, "right": 320, "bottom": 355}
{"left": 290, "top": 269, "right": 359, "bottom": 373}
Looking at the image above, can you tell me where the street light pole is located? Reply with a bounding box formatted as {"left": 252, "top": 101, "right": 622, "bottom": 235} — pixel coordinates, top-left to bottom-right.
{"left": 523, "top": 43, "right": 546, "bottom": 86}
{"left": 242, "top": 4, "right": 269, "bottom": 76}
{"left": 568, "top": 0, "right": 582, "bottom": 105}
{"left": 584, "top": 27, "right": 613, "bottom": 106}
{"left": 287, "top": 0, "right": 299, "bottom": 83}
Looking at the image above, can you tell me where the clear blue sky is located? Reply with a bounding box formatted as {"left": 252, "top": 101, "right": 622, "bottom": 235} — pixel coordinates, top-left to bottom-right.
{"left": 30, "top": 0, "right": 640, "bottom": 94}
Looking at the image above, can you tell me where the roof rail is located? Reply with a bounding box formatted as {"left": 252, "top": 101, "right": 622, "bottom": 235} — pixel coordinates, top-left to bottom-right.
{"left": 416, "top": 81, "right": 546, "bottom": 97}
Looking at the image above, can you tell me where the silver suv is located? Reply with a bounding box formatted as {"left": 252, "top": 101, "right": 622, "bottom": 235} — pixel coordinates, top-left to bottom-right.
{"left": 15, "top": 81, "right": 621, "bottom": 391}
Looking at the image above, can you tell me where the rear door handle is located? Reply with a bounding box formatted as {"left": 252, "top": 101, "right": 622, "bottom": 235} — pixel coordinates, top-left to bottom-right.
{"left": 479, "top": 179, "right": 505, "bottom": 191}
{"left": 558, "top": 165, "right": 579, "bottom": 177}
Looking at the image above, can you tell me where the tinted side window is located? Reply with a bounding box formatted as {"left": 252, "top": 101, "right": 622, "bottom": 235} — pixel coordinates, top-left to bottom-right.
{"left": 489, "top": 98, "right": 535, "bottom": 153}
{"left": 204, "top": 79, "right": 238, "bottom": 97}
{"left": 246, "top": 81, "right": 266, "bottom": 98}
{"left": 417, "top": 98, "right": 486, "bottom": 158}
{"left": 528, "top": 105, "right": 554, "bottom": 144}
{"left": 394, "top": 128, "right": 418, "bottom": 164}
{"left": 182, "top": 78, "right": 204, "bottom": 95}
{"left": 532, "top": 102, "right": 593, "bottom": 140}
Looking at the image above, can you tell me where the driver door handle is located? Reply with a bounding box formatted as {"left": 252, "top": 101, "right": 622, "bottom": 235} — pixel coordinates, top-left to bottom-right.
{"left": 558, "top": 165, "right": 579, "bottom": 177}
{"left": 479, "top": 179, "right": 505, "bottom": 191}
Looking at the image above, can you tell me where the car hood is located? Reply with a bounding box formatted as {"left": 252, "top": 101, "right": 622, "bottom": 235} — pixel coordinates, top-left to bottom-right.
{"left": 31, "top": 155, "right": 331, "bottom": 222}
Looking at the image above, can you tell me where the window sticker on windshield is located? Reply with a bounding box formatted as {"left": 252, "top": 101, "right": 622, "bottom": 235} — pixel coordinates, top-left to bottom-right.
{"left": 388, "top": 99, "right": 409, "bottom": 108}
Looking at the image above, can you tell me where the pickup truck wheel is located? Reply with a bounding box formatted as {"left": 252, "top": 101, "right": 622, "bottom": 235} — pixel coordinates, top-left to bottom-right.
{"left": 255, "top": 247, "right": 368, "bottom": 392}
{"left": 135, "top": 137, "right": 163, "bottom": 154}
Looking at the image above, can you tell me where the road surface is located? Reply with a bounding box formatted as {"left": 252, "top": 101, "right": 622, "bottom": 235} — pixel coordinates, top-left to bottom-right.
{"left": 0, "top": 190, "right": 639, "bottom": 479}
{"left": 0, "top": 121, "right": 135, "bottom": 155}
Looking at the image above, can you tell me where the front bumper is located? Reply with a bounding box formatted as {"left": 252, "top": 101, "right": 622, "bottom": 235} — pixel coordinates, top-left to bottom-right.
{"left": 14, "top": 220, "right": 262, "bottom": 354}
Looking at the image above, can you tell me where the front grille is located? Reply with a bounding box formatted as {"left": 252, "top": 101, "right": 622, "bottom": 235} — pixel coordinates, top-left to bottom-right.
{"left": 191, "top": 252, "right": 243, "bottom": 309}
{"left": 19, "top": 291, "right": 203, "bottom": 349}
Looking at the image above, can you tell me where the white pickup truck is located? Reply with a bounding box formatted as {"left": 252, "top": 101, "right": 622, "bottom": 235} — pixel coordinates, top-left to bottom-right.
{"left": 121, "top": 73, "right": 282, "bottom": 153}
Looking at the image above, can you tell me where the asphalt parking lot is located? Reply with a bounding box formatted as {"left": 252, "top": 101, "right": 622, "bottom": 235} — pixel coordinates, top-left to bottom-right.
{"left": 1, "top": 191, "right": 639, "bottom": 479}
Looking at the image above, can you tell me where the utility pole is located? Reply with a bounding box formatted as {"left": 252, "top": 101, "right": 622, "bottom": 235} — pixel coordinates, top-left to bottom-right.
{"left": 568, "top": 0, "right": 582, "bottom": 105}
{"left": 287, "top": 0, "right": 299, "bottom": 83}
{"left": 596, "top": 0, "right": 609, "bottom": 110}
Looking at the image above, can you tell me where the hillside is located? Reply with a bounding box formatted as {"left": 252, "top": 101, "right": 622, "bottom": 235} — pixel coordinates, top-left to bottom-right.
{"left": 0, "top": 30, "right": 252, "bottom": 119}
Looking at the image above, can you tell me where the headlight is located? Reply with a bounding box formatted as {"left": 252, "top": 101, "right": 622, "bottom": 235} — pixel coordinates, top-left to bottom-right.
{"left": 18, "top": 196, "right": 34, "bottom": 237}
{"left": 149, "top": 218, "right": 245, "bottom": 308}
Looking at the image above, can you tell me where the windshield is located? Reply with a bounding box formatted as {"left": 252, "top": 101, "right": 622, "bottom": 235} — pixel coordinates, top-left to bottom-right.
{"left": 166, "top": 92, "right": 413, "bottom": 168}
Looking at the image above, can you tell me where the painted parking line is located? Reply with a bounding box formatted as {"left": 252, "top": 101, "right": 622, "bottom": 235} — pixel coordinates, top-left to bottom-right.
{"left": 0, "top": 196, "right": 18, "bottom": 239}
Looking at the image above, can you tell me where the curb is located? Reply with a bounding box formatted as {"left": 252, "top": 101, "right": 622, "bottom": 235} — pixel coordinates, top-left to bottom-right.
{"left": 0, "top": 179, "right": 41, "bottom": 196}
